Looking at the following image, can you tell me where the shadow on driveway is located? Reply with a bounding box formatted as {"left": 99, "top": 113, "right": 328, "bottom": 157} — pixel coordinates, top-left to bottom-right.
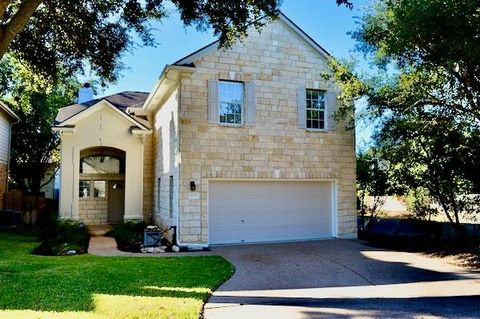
{"left": 204, "top": 240, "right": 480, "bottom": 318}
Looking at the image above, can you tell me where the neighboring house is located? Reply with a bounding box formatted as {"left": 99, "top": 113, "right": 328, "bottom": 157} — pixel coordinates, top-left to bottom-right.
{"left": 54, "top": 13, "right": 356, "bottom": 246}
{"left": 0, "top": 102, "right": 20, "bottom": 208}
{"left": 39, "top": 163, "right": 58, "bottom": 199}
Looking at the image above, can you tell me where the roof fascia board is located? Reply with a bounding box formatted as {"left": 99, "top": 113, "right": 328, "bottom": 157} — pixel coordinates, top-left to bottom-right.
{"left": 173, "top": 41, "right": 219, "bottom": 66}
{"left": 0, "top": 101, "right": 20, "bottom": 122}
{"left": 143, "top": 65, "right": 194, "bottom": 112}
{"left": 277, "top": 12, "right": 331, "bottom": 60}
{"left": 169, "top": 12, "right": 331, "bottom": 69}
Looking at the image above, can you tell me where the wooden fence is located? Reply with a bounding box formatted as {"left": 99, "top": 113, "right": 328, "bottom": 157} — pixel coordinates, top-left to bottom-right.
{"left": 2, "top": 190, "right": 56, "bottom": 225}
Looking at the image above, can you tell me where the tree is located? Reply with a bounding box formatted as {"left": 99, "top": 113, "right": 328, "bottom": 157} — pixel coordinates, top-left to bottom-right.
{"left": 0, "top": 56, "right": 78, "bottom": 194}
{"left": 0, "top": 0, "right": 280, "bottom": 83}
{"left": 329, "top": 0, "right": 480, "bottom": 225}
{"left": 377, "top": 110, "right": 480, "bottom": 225}
{"left": 351, "top": 0, "right": 480, "bottom": 122}
{"left": 356, "top": 147, "right": 392, "bottom": 222}
{"left": 337, "top": 0, "right": 353, "bottom": 8}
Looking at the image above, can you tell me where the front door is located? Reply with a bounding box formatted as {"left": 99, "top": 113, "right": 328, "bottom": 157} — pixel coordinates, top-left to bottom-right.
{"left": 108, "top": 181, "right": 125, "bottom": 224}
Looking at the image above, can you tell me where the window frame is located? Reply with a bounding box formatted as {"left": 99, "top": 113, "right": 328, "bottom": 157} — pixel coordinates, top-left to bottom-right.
{"left": 157, "top": 177, "right": 161, "bottom": 214}
{"left": 79, "top": 180, "right": 92, "bottom": 198}
{"left": 218, "top": 80, "right": 244, "bottom": 126}
{"left": 305, "top": 89, "right": 327, "bottom": 131}
{"left": 93, "top": 180, "right": 106, "bottom": 198}
{"left": 169, "top": 176, "right": 174, "bottom": 218}
{"left": 80, "top": 155, "right": 124, "bottom": 174}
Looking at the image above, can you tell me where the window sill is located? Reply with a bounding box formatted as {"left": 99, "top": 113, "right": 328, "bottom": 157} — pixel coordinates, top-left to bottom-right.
{"left": 306, "top": 128, "right": 328, "bottom": 133}
{"left": 218, "top": 123, "right": 244, "bottom": 128}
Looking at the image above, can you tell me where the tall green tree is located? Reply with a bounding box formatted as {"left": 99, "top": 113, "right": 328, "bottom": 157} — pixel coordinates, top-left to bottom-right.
{"left": 377, "top": 111, "right": 480, "bottom": 224}
{"left": 356, "top": 147, "right": 392, "bottom": 219}
{"left": 0, "top": 0, "right": 281, "bottom": 83}
{"left": 0, "top": 56, "right": 77, "bottom": 194}
{"left": 330, "top": 0, "right": 480, "bottom": 225}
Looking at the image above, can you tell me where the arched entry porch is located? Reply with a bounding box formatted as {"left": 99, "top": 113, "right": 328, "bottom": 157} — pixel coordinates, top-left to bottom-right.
{"left": 78, "top": 147, "right": 126, "bottom": 225}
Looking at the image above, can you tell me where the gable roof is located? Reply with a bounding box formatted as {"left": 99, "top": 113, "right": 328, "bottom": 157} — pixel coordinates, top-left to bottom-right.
{"left": 173, "top": 12, "right": 331, "bottom": 67}
{"left": 55, "top": 91, "right": 148, "bottom": 125}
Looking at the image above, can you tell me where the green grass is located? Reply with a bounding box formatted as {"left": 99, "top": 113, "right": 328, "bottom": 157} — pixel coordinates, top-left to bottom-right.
{"left": 0, "top": 230, "right": 234, "bottom": 319}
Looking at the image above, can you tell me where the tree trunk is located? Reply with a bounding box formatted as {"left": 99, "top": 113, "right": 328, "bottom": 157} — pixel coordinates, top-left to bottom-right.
{"left": 0, "top": 0, "right": 43, "bottom": 59}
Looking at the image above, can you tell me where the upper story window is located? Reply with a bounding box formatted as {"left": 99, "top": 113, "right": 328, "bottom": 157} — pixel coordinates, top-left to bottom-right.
{"left": 306, "top": 89, "right": 326, "bottom": 130}
{"left": 219, "top": 81, "right": 243, "bottom": 125}
{"left": 80, "top": 147, "right": 126, "bottom": 174}
{"left": 81, "top": 156, "right": 121, "bottom": 174}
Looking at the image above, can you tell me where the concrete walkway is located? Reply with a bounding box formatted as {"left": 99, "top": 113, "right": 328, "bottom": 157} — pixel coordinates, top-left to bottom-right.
{"left": 88, "top": 236, "right": 214, "bottom": 257}
{"left": 204, "top": 240, "right": 480, "bottom": 319}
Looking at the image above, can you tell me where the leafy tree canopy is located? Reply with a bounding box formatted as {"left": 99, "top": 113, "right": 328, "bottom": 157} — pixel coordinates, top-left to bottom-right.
{"left": 330, "top": 0, "right": 480, "bottom": 224}
{"left": 1, "top": 55, "right": 78, "bottom": 194}
{"left": 0, "top": 0, "right": 281, "bottom": 84}
{"left": 351, "top": 0, "right": 480, "bottom": 122}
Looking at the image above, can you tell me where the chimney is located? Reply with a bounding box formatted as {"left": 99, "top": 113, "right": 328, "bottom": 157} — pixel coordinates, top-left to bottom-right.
{"left": 78, "top": 83, "right": 93, "bottom": 104}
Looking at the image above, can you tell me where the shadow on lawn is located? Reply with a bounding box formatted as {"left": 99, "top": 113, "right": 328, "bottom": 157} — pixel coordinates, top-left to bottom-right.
{"left": 426, "top": 248, "right": 480, "bottom": 271}
{"left": 0, "top": 230, "right": 233, "bottom": 316}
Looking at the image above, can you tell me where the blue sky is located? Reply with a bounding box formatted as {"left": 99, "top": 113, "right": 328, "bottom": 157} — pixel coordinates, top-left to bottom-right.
{"left": 98, "top": 0, "right": 371, "bottom": 147}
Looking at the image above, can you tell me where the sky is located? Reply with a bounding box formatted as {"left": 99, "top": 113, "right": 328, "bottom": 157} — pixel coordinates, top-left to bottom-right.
{"left": 96, "top": 0, "right": 372, "bottom": 148}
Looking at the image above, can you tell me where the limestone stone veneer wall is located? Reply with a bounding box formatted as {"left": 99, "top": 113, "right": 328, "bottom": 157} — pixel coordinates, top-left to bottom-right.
{"left": 142, "top": 131, "right": 154, "bottom": 221}
{"left": 79, "top": 197, "right": 108, "bottom": 225}
{"left": 176, "top": 19, "right": 356, "bottom": 244}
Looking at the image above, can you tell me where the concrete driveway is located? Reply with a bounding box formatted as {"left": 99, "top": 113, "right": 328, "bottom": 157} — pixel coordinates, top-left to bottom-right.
{"left": 204, "top": 240, "right": 480, "bottom": 319}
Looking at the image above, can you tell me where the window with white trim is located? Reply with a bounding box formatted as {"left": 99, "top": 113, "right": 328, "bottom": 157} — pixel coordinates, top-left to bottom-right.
{"left": 93, "top": 181, "right": 106, "bottom": 198}
{"left": 79, "top": 181, "right": 91, "bottom": 198}
{"left": 219, "top": 81, "right": 243, "bottom": 125}
{"left": 306, "top": 89, "right": 326, "bottom": 130}
{"left": 157, "top": 177, "right": 161, "bottom": 214}
{"left": 169, "top": 176, "right": 174, "bottom": 218}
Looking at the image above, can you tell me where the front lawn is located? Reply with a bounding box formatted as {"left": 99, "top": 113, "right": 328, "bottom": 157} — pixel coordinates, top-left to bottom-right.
{"left": 0, "top": 231, "right": 233, "bottom": 319}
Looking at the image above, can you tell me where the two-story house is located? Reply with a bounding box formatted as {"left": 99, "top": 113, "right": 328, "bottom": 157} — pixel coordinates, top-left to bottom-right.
{"left": 54, "top": 13, "right": 356, "bottom": 247}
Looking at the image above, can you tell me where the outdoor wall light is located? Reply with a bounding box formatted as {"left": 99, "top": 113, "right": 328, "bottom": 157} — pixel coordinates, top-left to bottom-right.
{"left": 190, "top": 181, "right": 196, "bottom": 192}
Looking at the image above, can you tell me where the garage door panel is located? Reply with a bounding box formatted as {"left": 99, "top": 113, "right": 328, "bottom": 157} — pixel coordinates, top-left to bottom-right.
{"left": 209, "top": 180, "right": 333, "bottom": 245}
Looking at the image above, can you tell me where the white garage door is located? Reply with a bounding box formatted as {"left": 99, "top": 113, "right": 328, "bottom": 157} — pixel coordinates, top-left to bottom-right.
{"left": 209, "top": 180, "right": 334, "bottom": 245}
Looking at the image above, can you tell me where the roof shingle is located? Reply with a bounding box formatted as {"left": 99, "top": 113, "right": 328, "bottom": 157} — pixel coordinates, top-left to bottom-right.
{"left": 55, "top": 91, "right": 149, "bottom": 125}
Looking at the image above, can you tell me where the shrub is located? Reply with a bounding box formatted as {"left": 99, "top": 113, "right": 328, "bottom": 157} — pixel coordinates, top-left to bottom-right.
{"left": 106, "top": 221, "right": 147, "bottom": 252}
{"left": 32, "top": 217, "right": 90, "bottom": 256}
{"left": 405, "top": 188, "right": 438, "bottom": 221}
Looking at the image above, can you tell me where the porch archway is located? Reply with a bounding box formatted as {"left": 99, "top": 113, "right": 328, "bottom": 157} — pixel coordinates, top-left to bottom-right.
{"left": 78, "top": 147, "right": 126, "bottom": 225}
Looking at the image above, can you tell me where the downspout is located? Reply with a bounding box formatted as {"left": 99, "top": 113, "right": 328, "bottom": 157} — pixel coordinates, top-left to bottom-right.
{"left": 173, "top": 77, "right": 206, "bottom": 250}
{"left": 175, "top": 77, "right": 183, "bottom": 247}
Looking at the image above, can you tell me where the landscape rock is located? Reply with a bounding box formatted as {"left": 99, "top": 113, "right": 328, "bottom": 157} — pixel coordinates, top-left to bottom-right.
{"left": 141, "top": 246, "right": 165, "bottom": 253}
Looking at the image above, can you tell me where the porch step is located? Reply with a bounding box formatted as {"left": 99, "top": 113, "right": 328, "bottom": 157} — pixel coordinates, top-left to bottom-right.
{"left": 88, "top": 225, "right": 113, "bottom": 236}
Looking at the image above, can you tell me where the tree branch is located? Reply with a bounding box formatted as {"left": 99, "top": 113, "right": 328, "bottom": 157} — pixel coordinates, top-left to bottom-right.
{"left": 0, "top": 0, "right": 43, "bottom": 59}
{"left": 39, "top": 165, "right": 58, "bottom": 189}
{"left": 0, "top": 0, "right": 13, "bottom": 18}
